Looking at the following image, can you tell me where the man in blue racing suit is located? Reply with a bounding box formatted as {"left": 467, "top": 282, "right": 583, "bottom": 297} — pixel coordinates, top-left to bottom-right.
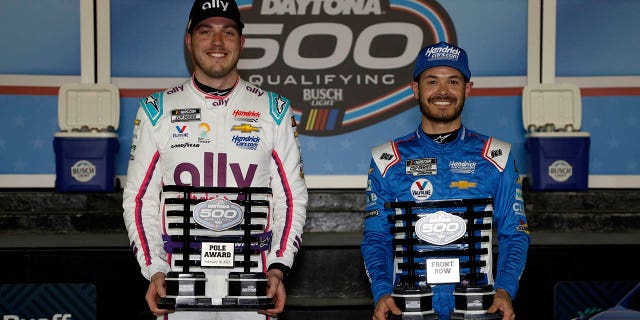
{"left": 361, "top": 41, "right": 530, "bottom": 320}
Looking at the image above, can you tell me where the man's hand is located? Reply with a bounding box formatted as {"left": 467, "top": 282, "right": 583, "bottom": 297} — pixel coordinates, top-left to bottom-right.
{"left": 373, "top": 294, "right": 401, "bottom": 320}
{"left": 487, "top": 288, "right": 515, "bottom": 320}
{"left": 146, "top": 272, "right": 174, "bottom": 317}
{"left": 259, "top": 269, "right": 286, "bottom": 317}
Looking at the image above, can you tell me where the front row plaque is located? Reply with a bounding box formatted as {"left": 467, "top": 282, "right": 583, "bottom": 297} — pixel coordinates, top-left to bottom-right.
{"left": 386, "top": 198, "right": 502, "bottom": 320}
{"left": 157, "top": 185, "right": 275, "bottom": 311}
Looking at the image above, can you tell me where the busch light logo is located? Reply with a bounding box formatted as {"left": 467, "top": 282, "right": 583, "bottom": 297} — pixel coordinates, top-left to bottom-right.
{"left": 548, "top": 160, "right": 572, "bottom": 182}
{"left": 415, "top": 211, "right": 466, "bottom": 245}
{"left": 71, "top": 160, "right": 96, "bottom": 182}
{"left": 193, "top": 198, "right": 244, "bottom": 231}
{"left": 238, "top": 0, "right": 457, "bottom": 135}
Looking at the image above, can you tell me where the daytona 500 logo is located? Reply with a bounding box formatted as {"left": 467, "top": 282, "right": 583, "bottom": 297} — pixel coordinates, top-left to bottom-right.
{"left": 236, "top": 0, "right": 457, "bottom": 135}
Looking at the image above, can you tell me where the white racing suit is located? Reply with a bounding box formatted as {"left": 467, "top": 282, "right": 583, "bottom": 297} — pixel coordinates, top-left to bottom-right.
{"left": 122, "top": 76, "right": 307, "bottom": 320}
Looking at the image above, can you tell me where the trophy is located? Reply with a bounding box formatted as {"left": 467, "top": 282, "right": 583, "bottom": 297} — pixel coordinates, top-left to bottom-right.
{"left": 386, "top": 198, "right": 501, "bottom": 320}
{"left": 157, "top": 185, "right": 275, "bottom": 311}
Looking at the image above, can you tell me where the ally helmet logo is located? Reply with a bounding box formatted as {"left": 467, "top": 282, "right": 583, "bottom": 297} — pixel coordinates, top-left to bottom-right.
{"left": 237, "top": 0, "right": 457, "bottom": 136}
{"left": 193, "top": 198, "right": 244, "bottom": 231}
{"left": 415, "top": 211, "right": 466, "bottom": 245}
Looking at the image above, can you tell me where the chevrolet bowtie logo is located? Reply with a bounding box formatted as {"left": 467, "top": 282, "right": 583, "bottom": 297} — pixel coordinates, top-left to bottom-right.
{"left": 450, "top": 181, "right": 477, "bottom": 189}
{"left": 231, "top": 123, "right": 260, "bottom": 133}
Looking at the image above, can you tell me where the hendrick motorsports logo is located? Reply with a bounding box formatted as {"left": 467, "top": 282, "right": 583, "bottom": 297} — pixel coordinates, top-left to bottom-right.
{"left": 237, "top": 0, "right": 457, "bottom": 135}
{"left": 193, "top": 198, "right": 244, "bottom": 231}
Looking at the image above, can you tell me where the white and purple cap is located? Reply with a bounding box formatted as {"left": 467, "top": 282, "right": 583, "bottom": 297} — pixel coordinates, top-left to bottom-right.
{"left": 413, "top": 41, "right": 471, "bottom": 81}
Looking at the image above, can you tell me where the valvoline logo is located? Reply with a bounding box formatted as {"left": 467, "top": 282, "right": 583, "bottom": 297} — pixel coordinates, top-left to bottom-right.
{"left": 411, "top": 178, "right": 433, "bottom": 200}
{"left": 236, "top": 0, "right": 457, "bottom": 136}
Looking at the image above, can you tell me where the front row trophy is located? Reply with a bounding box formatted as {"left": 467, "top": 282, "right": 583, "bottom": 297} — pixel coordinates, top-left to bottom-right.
{"left": 386, "top": 198, "right": 502, "bottom": 320}
{"left": 157, "top": 185, "right": 275, "bottom": 311}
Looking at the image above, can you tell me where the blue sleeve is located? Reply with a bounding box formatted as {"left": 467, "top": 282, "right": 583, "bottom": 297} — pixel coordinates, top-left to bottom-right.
{"left": 361, "top": 157, "right": 396, "bottom": 304}
{"left": 493, "top": 153, "right": 530, "bottom": 298}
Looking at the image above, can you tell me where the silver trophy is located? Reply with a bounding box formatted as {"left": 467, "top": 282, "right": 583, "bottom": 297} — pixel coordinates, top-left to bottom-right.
{"left": 157, "top": 185, "right": 275, "bottom": 311}
{"left": 386, "top": 198, "right": 501, "bottom": 320}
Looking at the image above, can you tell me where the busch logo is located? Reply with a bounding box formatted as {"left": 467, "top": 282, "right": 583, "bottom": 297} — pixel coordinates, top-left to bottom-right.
{"left": 71, "top": 160, "right": 96, "bottom": 182}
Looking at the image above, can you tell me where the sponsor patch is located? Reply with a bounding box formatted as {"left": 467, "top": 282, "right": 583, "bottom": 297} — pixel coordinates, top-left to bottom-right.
{"left": 231, "top": 123, "right": 261, "bottom": 133}
{"left": 172, "top": 125, "right": 189, "bottom": 140}
{"left": 449, "top": 160, "right": 476, "bottom": 174}
{"left": 406, "top": 158, "right": 437, "bottom": 175}
{"left": 233, "top": 109, "right": 261, "bottom": 122}
{"left": 410, "top": 178, "right": 433, "bottom": 201}
{"left": 171, "top": 108, "right": 201, "bottom": 122}
{"left": 449, "top": 180, "right": 477, "bottom": 189}
{"left": 232, "top": 135, "right": 260, "bottom": 150}
{"left": 364, "top": 210, "right": 379, "bottom": 219}
{"left": 198, "top": 123, "right": 212, "bottom": 143}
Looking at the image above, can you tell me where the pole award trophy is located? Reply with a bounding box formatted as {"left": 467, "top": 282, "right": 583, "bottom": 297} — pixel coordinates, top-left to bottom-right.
{"left": 386, "top": 198, "right": 501, "bottom": 320}
{"left": 157, "top": 185, "right": 275, "bottom": 311}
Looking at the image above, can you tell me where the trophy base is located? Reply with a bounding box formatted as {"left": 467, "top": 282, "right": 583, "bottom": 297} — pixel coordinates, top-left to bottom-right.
{"left": 387, "top": 312, "right": 439, "bottom": 320}
{"left": 450, "top": 285, "right": 501, "bottom": 320}
{"left": 391, "top": 287, "right": 437, "bottom": 319}
{"left": 450, "top": 312, "right": 502, "bottom": 320}
{"left": 157, "top": 271, "right": 276, "bottom": 311}
{"left": 158, "top": 296, "right": 275, "bottom": 311}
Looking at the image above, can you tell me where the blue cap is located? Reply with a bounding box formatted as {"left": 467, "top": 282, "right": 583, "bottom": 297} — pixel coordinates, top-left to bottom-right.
{"left": 412, "top": 41, "right": 471, "bottom": 81}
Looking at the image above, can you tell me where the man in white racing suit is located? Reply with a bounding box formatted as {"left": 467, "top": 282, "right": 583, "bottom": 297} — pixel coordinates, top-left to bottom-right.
{"left": 122, "top": 0, "right": 307, "bottom": 319}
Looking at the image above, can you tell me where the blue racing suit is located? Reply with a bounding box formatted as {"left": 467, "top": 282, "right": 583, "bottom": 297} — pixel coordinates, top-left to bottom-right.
{"left": 361, "top": 125, "right": 530, "bottom": 319}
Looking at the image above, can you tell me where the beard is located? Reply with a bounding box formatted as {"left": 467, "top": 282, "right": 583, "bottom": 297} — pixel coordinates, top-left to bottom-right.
{"left": 419, "top": 94, "right": 465, "bottom": 124}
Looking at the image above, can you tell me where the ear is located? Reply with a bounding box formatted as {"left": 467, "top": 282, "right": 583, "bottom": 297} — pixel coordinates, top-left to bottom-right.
{"left": 410, "top": 81, "right": 419, "bottom": 99}
{"left": 465, "top": 81, "right": 473, "bottom": 98}
{"left": 185, "top": 32, "right": 192, "bottom": 54}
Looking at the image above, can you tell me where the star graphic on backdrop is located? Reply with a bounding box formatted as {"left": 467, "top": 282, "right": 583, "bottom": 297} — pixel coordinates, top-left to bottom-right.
{"left": 608, "top": 136, "right": 620, "bottom": 149}
{"left": 32, "top": 138, "right": 45, "bottom": 150}
{"left": 627, "top": 117, "right": 637, "bottom": 127}
{"left": 340, "top": 139, "right": 352, "bottom": 150}
{"left": 14, "top": 160, "right": 25, "bottom": 171}
{"left": 15, "top": 115, "right": 25, "bottom": 127}
{"left": 356, "top": 161, "right": 369, "bottom": 172}
{"left": 304, "top": 139, "right": 318, "bottom": 151}
{"left": 627, "top": 160, "right": 638, "bottom": 171}
{"left": 498, "top": 115, "right": 509, "bottom": 127}
{"left": 322, "top": 161, "right": 335, "bottom": 173}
